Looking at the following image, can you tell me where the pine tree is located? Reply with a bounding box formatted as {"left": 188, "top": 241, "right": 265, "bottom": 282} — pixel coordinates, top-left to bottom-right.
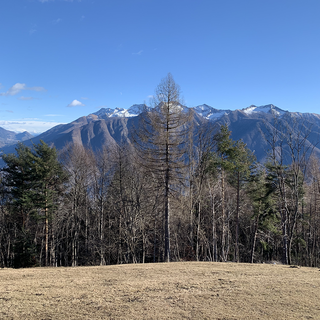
{"left": 230, "top": 140, "right": 256, "bottom": 262}
{"left": 30, "top": 141, "right": 66, "bottom": 266}
{"left": 2, "top": 143, "right": 37, "bottom": 267}
{"left": 209, "top": 125, "right": 255, "bottom": 262}
{"left": 209, "top": 124, "right": 238, "bottom": 261}
{"left": 2, "top": 140, "right": 66, "bottom": 267}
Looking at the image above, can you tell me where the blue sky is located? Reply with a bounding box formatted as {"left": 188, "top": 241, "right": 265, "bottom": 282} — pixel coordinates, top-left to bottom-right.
{"left": 1, "top": 0, "right": 320, "bottom": 133}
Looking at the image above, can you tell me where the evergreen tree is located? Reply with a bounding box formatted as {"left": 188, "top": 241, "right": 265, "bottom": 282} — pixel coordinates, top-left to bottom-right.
{"left": 2, "top": 141, "right": 66, "bottom": 267}
{"left": 230, "top": 140, "right": 256, "bottom": 262}
{"left": 2, "top": 143, "right": 37, "bottom": 267}
{"left": 30, "top": 141, "right": 67, "bottom": 266}
{"left": 209, "top": 124, "right": 238, "bottom": 261}
{"left": 247, "top": 168, "right": 280, "bottom": 263}
{"left": 209, "top": 125, "right": 256, "bottom": 261}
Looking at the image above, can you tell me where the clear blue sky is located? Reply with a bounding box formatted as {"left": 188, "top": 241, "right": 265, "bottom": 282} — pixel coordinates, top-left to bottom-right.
{"left": 1, "top": 0, "right": 320, "bottom": 133}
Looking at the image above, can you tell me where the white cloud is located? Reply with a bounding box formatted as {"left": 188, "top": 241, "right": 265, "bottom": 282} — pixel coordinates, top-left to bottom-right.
{"left": 132, "top": 50, "right": 143, "bottom": 55}
{"left": 29, "top": 24, "right": 37, "bottom": 35}
{"left": 27, "top": 86, "right": 46, "bottom": 92}
{"left": 39, "top": 0, "right": 81, "bottom": 2}
{"left": 0, "top": 120, "right": 64, "bottom": 134}
{"left": 0, "top": 83, "right": 46, "bottom": 96}
{"left": 1, "top": 83, "right": 26, "bottom": 96}
{"left": 53, "top": 18, "right": 62, "bottom": 24}
{"left": 45, "top": 114, "right": 64, "bottom": 117}
{"left": 67, "top": 99, "right": 85, "bottom": 107}
{"left": 18, "top": 96, "right": 36, "bottom": 101}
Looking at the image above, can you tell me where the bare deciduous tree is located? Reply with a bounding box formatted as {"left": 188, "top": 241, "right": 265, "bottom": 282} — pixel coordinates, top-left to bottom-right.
{"left": 265, "top": 115, "right": 316, "bottom": 264}
{"left": 133, "top": 73, "right": 192, "bottom": 262}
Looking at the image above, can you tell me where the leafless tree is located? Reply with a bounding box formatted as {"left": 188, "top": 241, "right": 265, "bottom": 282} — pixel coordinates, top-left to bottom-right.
{"left": 92, "top": 146, "right": 116, "bottom": 265}
{"left": 59, "top": 143, "right": 95, "bottom": 266}
{"left": 265, "top": 114, "right": 316, "bottom": 264}
{"left": 132, "top": 73, "right": 192, "bottom": 262}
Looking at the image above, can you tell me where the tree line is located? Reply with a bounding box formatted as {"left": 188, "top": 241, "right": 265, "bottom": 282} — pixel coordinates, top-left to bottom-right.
{"left": 0, "top": 74, "right": 319, "bottom": 268}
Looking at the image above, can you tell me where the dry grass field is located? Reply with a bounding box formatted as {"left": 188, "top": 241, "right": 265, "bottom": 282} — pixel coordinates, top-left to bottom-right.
{"left": 0, "top": 262, "right": 319, "bottom": 319}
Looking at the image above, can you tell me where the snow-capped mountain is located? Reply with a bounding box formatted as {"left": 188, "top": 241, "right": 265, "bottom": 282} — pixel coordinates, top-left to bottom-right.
{"left": 192, "top": 104, "right": 231, "bottom": 120}
{"left": 192, "top": 103, "right": 289, "bottom": 120}
{"left": 2, "top": 102, "right": 320, "bottom": 165}
{"left": 88, "top": 103, "right": 288, "bottom": 122}
{"left": 91, "top": 104, "right": 149, "bottom": 119}
{"left": 242, "top": 104, "right": 287, "bottom": 117}
{"left": 90, "top": 103, "right": 231, "bottom": 121}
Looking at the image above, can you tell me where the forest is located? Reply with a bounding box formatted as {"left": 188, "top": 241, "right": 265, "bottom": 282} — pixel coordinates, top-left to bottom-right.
{"left": 0, "top": 74, "right": 319, "bottom": 268}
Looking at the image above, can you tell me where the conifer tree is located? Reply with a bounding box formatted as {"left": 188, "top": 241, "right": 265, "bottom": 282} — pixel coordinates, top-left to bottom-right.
{"left": 30, "top": 141, "right": 66, "bottom": 266}
{"left": 230, "top": 140, "right": 256, "bottom": 262}
{"left": 2, "top": 140, "right": 66, "bottom": 267}
{"left": 210, "top": 124, "right": 238, "bottom": 261}
{"left": 209, "top": 125, "right": 255, "bottom": 262}
{"left": 133, "top": 73, "right": 192, "bottom": 262}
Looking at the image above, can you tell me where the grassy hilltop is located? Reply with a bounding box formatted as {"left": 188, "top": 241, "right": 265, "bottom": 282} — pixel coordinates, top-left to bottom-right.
{"left": 1, "top": 262, "right": 319, "bottom": 319}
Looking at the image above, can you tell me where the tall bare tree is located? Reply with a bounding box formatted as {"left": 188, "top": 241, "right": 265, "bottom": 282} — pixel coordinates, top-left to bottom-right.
{"left": 92, "top": 146, "right": 115, "bottom": 265}
{"left": 265, "top": 115, "right": 316, "bottom": 264}
{"left": 133, "top": 73, "right": 192, "bottom": 262}
{"left": 59, "top": 144, "right": 95, "bottom": 266}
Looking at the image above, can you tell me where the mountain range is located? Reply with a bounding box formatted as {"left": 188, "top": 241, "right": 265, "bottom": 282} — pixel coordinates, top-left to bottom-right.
{"left": 1, "top": 103, "right": 320, "bottom": 164}
{"left": 0, "top": 128, "right": 33, "bottom": 148}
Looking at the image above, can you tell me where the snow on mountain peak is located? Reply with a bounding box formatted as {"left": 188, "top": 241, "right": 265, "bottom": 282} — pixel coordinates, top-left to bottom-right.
{"left": 89, "top": 103, "right": 287, "bottom": 121}
{"left": 192, "top": 104, "right": 231, "bottom": 120}
{"left": 91, "top": 104, "right": 231, "bottom": 121}
{"left": 92, "top": 105, "right": 148, "bottom": 119}
{"left": 127, "top": 104, "right": 147, "bottom": 115}
{"left": 242, "top": 104, "right": 287, "bottom": 116}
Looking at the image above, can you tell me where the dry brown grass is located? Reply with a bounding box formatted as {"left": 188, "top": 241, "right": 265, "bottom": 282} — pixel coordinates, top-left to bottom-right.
{"left": 0, "top": 262, "right": 319, "bottom": 319}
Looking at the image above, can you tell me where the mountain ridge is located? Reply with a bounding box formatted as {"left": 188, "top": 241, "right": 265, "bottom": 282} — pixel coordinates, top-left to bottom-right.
{"left": 0, "top": 127, "right": 33, "bottom": 148}
{"left": 88, "top": 103, "right": 289, "bottom": 122}
{"left": 1, "top": 104, "right": 319, "bottom": 165}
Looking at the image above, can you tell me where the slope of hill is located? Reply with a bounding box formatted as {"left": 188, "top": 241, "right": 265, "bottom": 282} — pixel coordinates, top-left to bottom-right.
{"left": 1, "top": 104, "right": 320, "bottom": 164}
{"left": 1, "top": 262, "right": 319, "bottom": 319}
{"left": 0, "top": 127, "right": 33, "bottom": 148}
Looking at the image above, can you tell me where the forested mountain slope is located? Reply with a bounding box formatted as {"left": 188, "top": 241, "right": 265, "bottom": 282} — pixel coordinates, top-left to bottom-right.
{"left": 1, "top": 98, "right": 320, "bottom": 268}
